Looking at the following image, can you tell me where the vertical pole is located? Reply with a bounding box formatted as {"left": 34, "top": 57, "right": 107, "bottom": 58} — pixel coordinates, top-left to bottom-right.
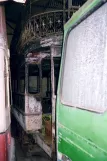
{"left": 39, "top": 62, "right": 42, "bottom": 97}
{"left": 50, "top": 45, "right": 56, "bottom": 155}
{"left": 29, "top": 0, "right": 31, "bottom": 18}
{"left": 63, "top": 0, "right": 66, "bottom": 25}
{"left": 25, "top": 63, "right": 29, "bottom": 114}
{"left": 47, "top": 77, "right": 49, "bottom": 95}
{"left": 68, "top": 0, "right": 72, "bottom": 19}
{"left": 50, "top": 45, "right": 55, "bottom": 124}
{"left": 25, "top": 63, "right": 28, "bottom": 93}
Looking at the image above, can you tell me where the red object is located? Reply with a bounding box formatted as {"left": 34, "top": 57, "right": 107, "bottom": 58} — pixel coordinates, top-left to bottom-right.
{"left": 0, "top": 133, "right": 7, "bottom": 161}
{"left": 0, "top": 130, "right": 11, "bottom": 161}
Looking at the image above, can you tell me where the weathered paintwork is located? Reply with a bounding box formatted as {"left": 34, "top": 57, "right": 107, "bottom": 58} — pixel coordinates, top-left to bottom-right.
{"left": 0, "top": 133, "right": 7, "bottom": 161}
{"left": 12, "top": 107, "right": 42, "bottom": 132}
{"left": 56, "top": 0, "right": 107, "bottom": 161}
{"left": 0, "top": 5, "right": 11, "bottom": 133}
{"left": 12, "top": 45, "right": 61, "bottom": 133}
{"left": 0, "top": 5, "right": 15, "bottom": 161}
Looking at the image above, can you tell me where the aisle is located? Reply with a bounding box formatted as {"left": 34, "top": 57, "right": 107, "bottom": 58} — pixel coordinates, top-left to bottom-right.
{"left": 15, "top": 141, "right": 51, "bottom": 161}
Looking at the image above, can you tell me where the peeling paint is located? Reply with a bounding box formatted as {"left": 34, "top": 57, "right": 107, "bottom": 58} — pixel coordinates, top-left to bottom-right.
{"left": 28, "top": 95, "right": 42, "bottom": 114}
{"left": 26, "top": 114, "right": 42, "bottom": 131}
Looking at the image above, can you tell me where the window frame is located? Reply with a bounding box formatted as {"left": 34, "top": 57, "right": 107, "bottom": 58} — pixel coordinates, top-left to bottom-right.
{"left": 60, "top": 4, "right": 107, "bottom": 114}
{"left": 28, "top": 64, "right": 40, "bottom": 94}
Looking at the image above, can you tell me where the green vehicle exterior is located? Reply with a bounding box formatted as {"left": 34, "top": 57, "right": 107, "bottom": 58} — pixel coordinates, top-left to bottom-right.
{"left": 56, "top": 0, "right": 107, "bottom": 161}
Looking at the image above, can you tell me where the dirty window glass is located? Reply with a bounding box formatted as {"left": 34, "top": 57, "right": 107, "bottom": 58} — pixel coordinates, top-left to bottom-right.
{"left": 62, "top": 4, "right": 107, "bottom": 113}
{"left": 28, "top": 64, "right": 40, "bottom": 94}
{"left": 20, "top": 79, "right": 25, "bottom": 93}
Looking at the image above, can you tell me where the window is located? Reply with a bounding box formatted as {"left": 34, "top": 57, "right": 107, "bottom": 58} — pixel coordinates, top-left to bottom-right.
{"left": 19, "top": 66, "right": 25, "bottom": 93}
{"left": 19, "top": 79, "right": 25, "bottom": 93}
{"left": 42, "top": 77, "right": 47, "bottom": 97}
{"left": 28, "top": 64, "right": 40, "bottom": 94}
{"left": 42, "top": 59, "right": 51, "bottom": 97}
{"left": 61, "top": 4, "right": 107, "bottom": 113}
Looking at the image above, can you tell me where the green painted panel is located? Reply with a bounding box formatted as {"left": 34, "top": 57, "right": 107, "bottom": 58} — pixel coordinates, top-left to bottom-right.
{"left": 56, "top": 0, "right": 107, "bottom": 160}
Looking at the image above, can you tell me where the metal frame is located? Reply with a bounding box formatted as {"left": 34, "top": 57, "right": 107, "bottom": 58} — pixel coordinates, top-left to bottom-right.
{"left": 60, "top": 0, "right": 107, "bottom": 114}
{"left": 11, "top": 8, "right": 78, "bottom": 54}
{"left": 12, "top": 43, "right": 61, "bottom": 157}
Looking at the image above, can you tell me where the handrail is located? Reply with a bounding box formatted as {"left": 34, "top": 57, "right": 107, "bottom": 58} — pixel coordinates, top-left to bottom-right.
{"left": 12, "top": 8, "right": 78, "bottom": 53}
